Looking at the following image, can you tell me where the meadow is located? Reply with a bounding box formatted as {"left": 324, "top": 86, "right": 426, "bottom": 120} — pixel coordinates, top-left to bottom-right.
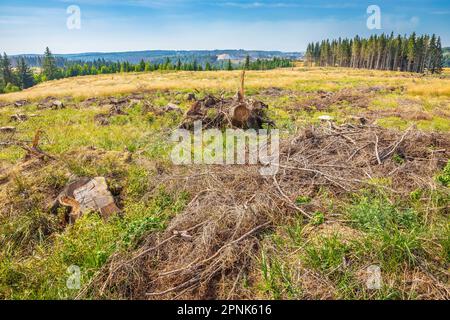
{"left": 0, "top": 67, "right": 448, "bottom": 299}
{"left": 2, "top": 67, "right": 450, "bottom": 102}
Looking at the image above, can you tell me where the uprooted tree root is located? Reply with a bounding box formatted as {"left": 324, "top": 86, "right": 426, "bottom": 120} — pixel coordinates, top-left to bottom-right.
{"left": 79, "top": 123, "right": 449, "bottom": 300}
{"left": 180, "top": 71, "right": 274, "bottom": 130}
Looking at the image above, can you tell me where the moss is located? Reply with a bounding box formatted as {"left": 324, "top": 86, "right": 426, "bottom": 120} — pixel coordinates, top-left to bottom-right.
{"left": 377, "top": 116, "right": 450, "bottom": 132}
{"left": 417, "top": 117, "right": 450, "bottom": 132}
{"left": 376, "top": 116, "right": 410, "bottom": 130}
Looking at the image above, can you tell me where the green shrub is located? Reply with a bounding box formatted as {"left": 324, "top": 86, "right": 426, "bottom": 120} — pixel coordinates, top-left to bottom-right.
{"left": 311, "top": 211, "right": 325, "bottom": 226}
{"left": 348, "top": 194, "right": 420, "bottom": 232}
{"left": 4, "top": 83, "right": 20, "bottom": 93}
{"left": 304, "top": 234, "right": 349, "bottom": 272}
{"left": 295, "top": 195, "right": 311, "bottom": 205}
{"left": 436, "top": 160, "right": 450, "bottom": 187}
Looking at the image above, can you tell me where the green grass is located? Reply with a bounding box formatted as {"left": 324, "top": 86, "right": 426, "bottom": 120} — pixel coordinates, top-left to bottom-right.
{"left": 347, "top": 193, "right": 424, "bottom": 270}
{"left": 348, "top": 193, "right": 421, "bottom": 232}
{"left": 0, "top": 183, "right": 188, "bottom": 299}
{"left": 377, "top": 116, "right": 450, "bottom": 132}
{"left": 259, "top": 249, "right": 301, "bottom": 299}
{"left": 436, "top": 160, "right": 450, "bottom": 187}
{"left": 303, "top": 234, "right": 350, "bottom": 272}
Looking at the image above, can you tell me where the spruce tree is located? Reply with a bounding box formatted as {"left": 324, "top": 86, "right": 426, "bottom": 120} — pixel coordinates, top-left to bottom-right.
{"left": 139, "top": 59, "right": 146, "bottom": 72}
{"left": 16, "top": 57, "right": 34, "bottom": 89}
{"left": 244, "top": 55, "right": 250, "bottom": 70}
{"left": 1, "top": 52, "right": 15, "bottom": 85}
{"left": 435, "top": 37, "right": 444, "bottom": 74}
{"left": 164, "top": 58, "right": 171, "bottom": 70}
{"left": 42, "top": 47, "right": 58, "bottom": 80}
{"left": 226, "top": 59, "right": 233, "bottom": 71}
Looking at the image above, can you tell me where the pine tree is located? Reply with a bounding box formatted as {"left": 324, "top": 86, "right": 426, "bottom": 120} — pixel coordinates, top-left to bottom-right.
{"left": 435, "top": 37, "right": 444, "bottom": 74}
{"left": 164, "top": 58, "right": 171, "bottom": 70}
{"left": 100, "top": 65, "right": 109, "bottom": 74}
{"left": 244, "top": 55, "right": 250, "bottom": 70}
{"left": 139, "top": 59, "right": 146, "bottom": 72}
{"left": 16, "top": 57, "right": 34, "bottom": 89}
{"left": 42, "top": 47, "right": 59, "bottom": 80}
{"left": 82, "top": 64, "right": 90, "bottom": 75}
{"left": 1, "top": 52, "right": 15, "bottom": 85}
{"left": 90, "top": 66, "right": 98, "bottom": 75}
{"left": 226, "top": 59, "right": 233, "bottom": 71}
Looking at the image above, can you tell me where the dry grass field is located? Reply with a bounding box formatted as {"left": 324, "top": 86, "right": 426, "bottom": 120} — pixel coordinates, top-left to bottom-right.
{"left": 1, "top": 67, "right": 450, "bottom": 102}
{"left": 0, "top": 67, "right": 449, "bottom": 300}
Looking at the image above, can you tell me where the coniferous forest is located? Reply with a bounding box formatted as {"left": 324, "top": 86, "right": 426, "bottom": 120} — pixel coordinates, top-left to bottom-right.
{"left": 305, "top": 33, "right": 444, "bottom": 74}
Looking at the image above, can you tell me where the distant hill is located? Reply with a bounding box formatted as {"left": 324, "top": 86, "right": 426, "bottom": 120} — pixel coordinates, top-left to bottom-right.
{"left": 11, "top": 50, "right": 303, "bottom": 67}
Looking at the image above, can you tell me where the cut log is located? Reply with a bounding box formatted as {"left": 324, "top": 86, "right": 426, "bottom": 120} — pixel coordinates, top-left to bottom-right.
{"left": 55, "top": 177, "right": 121, "bottom": 223}
{"left": 14, "top": 100, "right": 28, "bottom": 107}
{"left": 52, "top": 100, "right": 64, "bottom": 109}
{"left": 0, "top": 126, "right": 16, "bottom": 133}
{"left": 10, "top": 114, "right": 28, "bottom": 122}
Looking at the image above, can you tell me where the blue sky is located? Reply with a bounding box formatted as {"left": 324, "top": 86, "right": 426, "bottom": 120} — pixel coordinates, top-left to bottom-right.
{"left": 1, "top": 0, "right": 449, "bottom": 54}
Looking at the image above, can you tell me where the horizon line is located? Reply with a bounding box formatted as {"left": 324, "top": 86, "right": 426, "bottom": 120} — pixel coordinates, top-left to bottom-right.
{"left": 6, "top": 49, "right": 304, "bottom": 56}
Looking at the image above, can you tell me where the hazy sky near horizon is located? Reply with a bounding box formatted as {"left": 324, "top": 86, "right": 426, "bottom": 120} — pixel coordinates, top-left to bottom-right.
{"left": 1, "top": 0, "right": 449, "bottom": 55}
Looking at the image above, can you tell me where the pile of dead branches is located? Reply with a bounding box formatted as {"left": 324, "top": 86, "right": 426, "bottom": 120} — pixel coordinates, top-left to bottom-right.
{"left": 79, "top": 122, "right": 449, "bottom": 300}
{"left": 296, "top": 85, "right": 403, "bottom": 112}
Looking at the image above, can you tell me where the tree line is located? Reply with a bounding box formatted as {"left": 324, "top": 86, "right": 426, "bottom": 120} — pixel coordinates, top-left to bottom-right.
{"left": 61, "top": 55, "right": 292, "bottom": 76}
{"left": 0, "top": 48, "right": 293, "bottom": 94}
{"left": 305, "top": 32, "right": 444, "bottom": 73}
